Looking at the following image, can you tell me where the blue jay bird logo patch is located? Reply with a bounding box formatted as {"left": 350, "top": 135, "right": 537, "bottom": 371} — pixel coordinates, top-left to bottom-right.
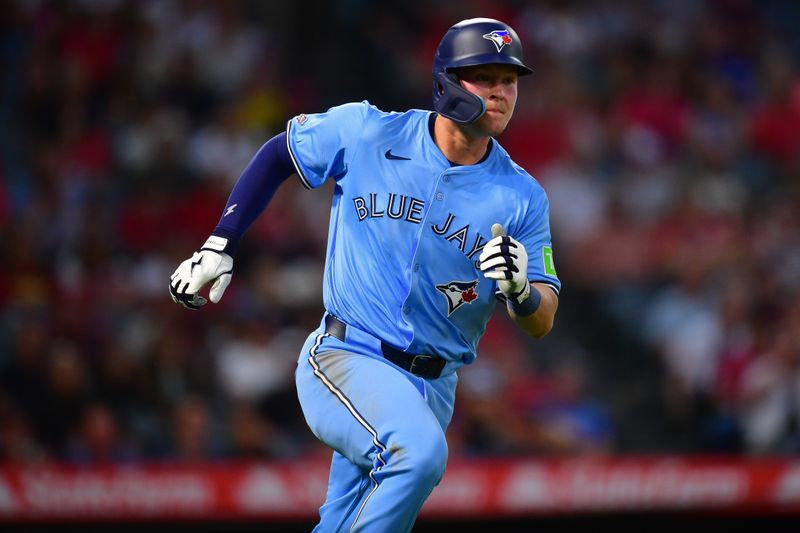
{"left": 436, "top": 280, "right": 479, "bottom": 316}
{"left": 482, "top": 30, "right": 513, "bottom": 52}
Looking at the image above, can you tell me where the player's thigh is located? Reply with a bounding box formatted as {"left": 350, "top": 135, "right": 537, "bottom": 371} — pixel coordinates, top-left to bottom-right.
{"left": 296, "top": 342, "right": 440, "bottom": 469}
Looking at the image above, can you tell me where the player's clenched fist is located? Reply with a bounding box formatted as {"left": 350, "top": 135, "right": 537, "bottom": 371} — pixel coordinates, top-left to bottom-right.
{"left": 479, "top": 223, "right": 531, "bottom": 304}
{"left": 169, "top": 236, "right": 233, "bottom": 310}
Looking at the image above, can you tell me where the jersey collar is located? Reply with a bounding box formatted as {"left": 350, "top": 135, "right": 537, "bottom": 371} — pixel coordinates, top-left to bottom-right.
{"left": 427, "top": 112, "right": 494, "bottom": 168}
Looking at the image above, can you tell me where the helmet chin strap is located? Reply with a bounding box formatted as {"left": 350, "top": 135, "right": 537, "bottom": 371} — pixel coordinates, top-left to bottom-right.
{"left": 433, "top": 71, "right": 486, "bottom": 124}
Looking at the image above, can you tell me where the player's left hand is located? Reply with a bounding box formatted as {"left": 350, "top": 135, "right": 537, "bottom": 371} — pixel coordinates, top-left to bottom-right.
{"left": 169, "top": 236, "right": 233, "bottom": 310}
{"left": 479, "top": 223, "right": 531, "bottom": 304}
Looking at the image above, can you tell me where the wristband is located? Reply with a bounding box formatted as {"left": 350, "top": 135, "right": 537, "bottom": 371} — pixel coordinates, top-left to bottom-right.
{"left": 508, "top": 283, "right": 541, "bottom": 317}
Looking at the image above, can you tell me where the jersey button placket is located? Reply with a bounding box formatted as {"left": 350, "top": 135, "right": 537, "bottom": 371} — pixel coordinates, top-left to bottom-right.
{"left": 435, "top": 192, "right": 444, "bottom": 201}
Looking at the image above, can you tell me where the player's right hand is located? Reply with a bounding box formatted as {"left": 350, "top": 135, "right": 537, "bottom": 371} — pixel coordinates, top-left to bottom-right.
{"left": 169, "top": 236, "right": 233, "bottom": 310}
{"left": 479, "top": 223, "right": 531, "bottom": 304}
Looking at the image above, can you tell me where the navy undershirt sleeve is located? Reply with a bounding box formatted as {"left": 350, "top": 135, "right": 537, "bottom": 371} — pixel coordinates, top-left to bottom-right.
{"left": 210, "top": 131, "right": 295, "bottom": 256}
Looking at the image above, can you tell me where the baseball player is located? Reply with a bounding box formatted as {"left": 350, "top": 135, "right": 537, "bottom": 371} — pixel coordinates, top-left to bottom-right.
{"left": 170, "top": 18, "right": 560, "bottom": 532}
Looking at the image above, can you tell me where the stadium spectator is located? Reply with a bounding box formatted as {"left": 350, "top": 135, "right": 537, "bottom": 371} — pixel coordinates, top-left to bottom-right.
{"left": 0, "top": 0, "right": 798, "bottom": 463}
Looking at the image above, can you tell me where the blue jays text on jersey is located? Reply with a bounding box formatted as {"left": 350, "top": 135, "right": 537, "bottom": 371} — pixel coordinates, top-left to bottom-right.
{"left": 286, "top": 100, "right": 560, "bottom": 369}
{"left": 351, "top": 195, "right": 487, "bottom": 262}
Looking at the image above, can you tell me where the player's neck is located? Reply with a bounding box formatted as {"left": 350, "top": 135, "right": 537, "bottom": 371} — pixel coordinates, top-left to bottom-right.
{"left": 433, "top": 114, "right": 491, "bottom": 166}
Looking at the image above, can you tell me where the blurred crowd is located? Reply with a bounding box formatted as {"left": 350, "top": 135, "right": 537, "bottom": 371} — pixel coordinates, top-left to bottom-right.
{"left": 0, "top": 0, "right": 799, "bottom": 465}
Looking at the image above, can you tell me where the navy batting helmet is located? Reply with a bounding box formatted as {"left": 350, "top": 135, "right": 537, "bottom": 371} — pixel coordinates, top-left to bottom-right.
{"left": 432, "top": 18, "right": 532, "bottom": 124}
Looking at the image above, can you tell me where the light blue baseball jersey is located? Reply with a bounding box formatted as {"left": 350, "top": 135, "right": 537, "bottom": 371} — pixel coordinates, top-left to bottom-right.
{"left": 287, "top": 100, "right": 560, "bottom": 367}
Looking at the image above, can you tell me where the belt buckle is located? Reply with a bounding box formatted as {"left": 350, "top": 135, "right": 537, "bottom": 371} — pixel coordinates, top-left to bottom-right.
{"left": 409, "top": 354, "right": 433, "bottom": 375}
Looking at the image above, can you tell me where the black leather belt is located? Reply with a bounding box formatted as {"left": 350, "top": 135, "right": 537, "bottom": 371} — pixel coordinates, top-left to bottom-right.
{"left": 324, "top": 315, "right": 446, "bottom": 379}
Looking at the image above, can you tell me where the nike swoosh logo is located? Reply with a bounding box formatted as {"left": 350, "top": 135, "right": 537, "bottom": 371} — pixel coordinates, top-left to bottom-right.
{"left": 190, "top": 255, "right": 203, "bottom": 273}
{"left": 384, "top": 149, "right": 411, "bottom": 161}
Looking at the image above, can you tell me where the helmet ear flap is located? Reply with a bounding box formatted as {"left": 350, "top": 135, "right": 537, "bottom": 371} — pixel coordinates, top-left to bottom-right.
{"left": 432, "top": 71, "right": 486, "bottom": 124}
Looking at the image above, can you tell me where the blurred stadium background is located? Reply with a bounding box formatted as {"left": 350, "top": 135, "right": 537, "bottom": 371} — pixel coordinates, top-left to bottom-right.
{"left": 1, "top": 0, "right": 799, "bottom": 530}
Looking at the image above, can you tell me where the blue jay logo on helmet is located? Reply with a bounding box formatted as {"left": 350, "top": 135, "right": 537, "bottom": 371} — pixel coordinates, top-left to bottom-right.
{"left": 482, "top": 30, "right": 513, "bottom": 52}
{"left": 436, "top": 279, "right": 480, "bottom": 316}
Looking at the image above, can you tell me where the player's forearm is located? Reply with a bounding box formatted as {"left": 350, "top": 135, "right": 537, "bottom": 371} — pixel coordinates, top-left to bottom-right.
{"left": 210, "top": 131, "right": 295, "bottom": 255}
{"left": 508, "top": 283, "right": 558, "bottom": 338}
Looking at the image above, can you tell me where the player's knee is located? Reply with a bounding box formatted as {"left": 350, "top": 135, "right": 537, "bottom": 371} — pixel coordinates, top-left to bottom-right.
{"left": 404, "top": 432, "right": 448, "bottom": 486}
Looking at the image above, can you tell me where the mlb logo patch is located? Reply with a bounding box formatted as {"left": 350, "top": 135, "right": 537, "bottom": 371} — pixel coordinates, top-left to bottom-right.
{"left": 295, "top": 114, "right": 308, "bottom": 125}
{"left": 436, "top": 279, "right": 479, "bottom": 316}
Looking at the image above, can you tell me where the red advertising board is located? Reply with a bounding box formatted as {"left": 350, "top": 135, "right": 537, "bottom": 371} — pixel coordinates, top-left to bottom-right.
{"left": 1, "top": 457, "right": 799, "bottom": 521}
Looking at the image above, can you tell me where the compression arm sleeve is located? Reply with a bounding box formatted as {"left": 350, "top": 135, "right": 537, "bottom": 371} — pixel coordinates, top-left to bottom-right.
{"left": 210, "top": 131, "right": 295, "bottom": 256}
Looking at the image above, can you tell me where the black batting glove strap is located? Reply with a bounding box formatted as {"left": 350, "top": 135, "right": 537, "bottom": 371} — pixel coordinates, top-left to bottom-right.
{"left": 481, "top": 258, "right": 520, "bottom": 279}
{"left": 169, "top": 274, "right": 205, "bottom": 310}
{"left": 497, "top": 237, "right": 517, "bottom": 259}
{"left": 479, "top": 239, "right": 521, "bottom": 279}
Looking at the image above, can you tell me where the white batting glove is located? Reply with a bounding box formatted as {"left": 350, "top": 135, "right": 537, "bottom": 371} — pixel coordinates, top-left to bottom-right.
{"left": 169, "top": 235, "right": 233, "bottom": 310}
{"left": 478, "top": 223, "right": 531, "bottom": 304}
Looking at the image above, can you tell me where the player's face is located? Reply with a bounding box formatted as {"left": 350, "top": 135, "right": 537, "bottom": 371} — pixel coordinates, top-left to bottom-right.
{"left": 457, "top": 64, "right": 519, "bottom": 137}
